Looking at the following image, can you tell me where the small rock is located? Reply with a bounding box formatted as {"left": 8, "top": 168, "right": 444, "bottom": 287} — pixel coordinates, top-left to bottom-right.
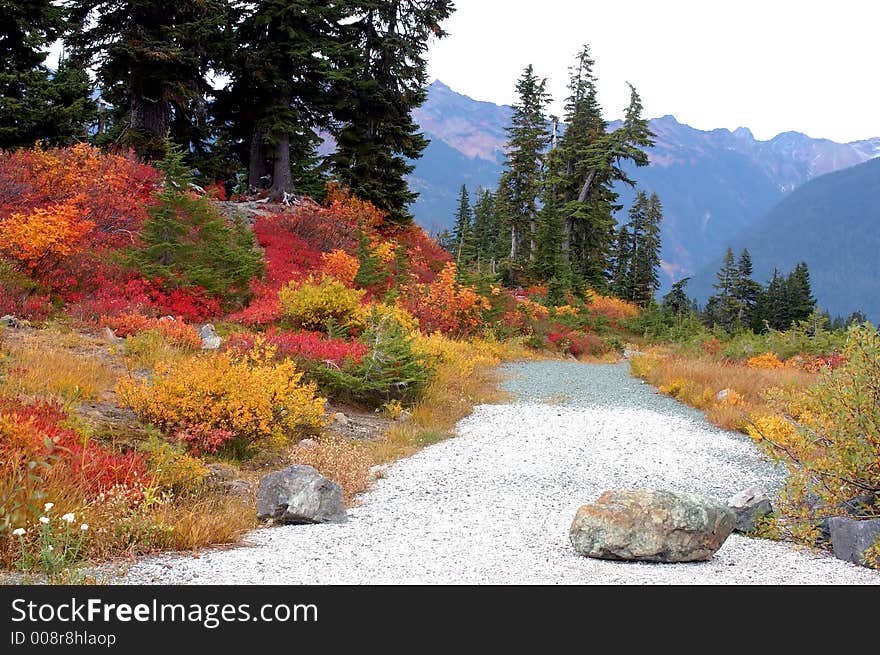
{"left": 199, "top": 324, "right": 222, "bottom": 350}
{"left": 0, "top": 315, "right": 19, "bottom": 328}
{"left": 623, "top": 348, "right": 645, "bottom": 359}
{"left": 397, "top": 410, "right": 413, "bottom": 422}
{"left": 716, "top": 388, "right": 733, "bottom": 402}
{"left": 257, "top": 465, "right": 347, "bottom": 524}
{"left": 296, "top": 438, "right": 318, "bottom": 449}
{"left": 826, "top": 517, "right": 880, "bottom": 567}
{"left": 332, "top": 412, "right": 349, "bottom": 427}
{"left": 727, "top": 485, "right": 773, "bottom": 532}
{"left": 570, "top": 489, "right": 735, "bottom": 562}
{"left": 103, "top": 326, "right": 122, "bottom": 343}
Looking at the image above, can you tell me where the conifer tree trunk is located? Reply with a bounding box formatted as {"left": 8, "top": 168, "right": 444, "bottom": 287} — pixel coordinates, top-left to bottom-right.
{"left": 248, "top": 130, "right": 269, "bottom": 191}
{"left": 269, "top": 117, "right": 293, "bottom": 202}
{"left": 130, "top": 92, "right": 169, "bottom": 160}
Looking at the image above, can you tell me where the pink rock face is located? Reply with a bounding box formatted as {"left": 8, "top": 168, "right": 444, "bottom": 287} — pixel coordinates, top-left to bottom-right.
{"left": 570, "top": 489, "right": 735, "bottom": 563}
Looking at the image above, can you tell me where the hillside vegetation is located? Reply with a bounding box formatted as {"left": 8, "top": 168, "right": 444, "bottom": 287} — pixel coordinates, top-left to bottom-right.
{"left": 0, "top": 146, "right": 637, "bottom": 579}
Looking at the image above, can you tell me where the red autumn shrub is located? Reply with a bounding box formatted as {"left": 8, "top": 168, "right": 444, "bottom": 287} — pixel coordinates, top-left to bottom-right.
{"left": 0, "top": 397, "right": 149, "bottom": 498}
{"left": 548, "top": 329, "right": 607, "bottom": 357}
{"left": 224, "top": 328, "right": 367, "bottom": 368}
{"left": 173, "top": 424, "right": 236, "bottom": 456}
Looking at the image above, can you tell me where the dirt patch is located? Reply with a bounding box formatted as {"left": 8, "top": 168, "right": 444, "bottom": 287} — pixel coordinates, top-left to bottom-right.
{"left": 323, "top": 402, "right": 396, "bottom": 442}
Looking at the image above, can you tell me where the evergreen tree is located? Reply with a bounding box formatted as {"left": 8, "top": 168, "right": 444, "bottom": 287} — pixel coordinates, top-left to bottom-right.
{"left": 129, "top": 143, "right": 264, "bottom": 305}
{"left": 734, "top": 248, "right": 760, "bottom": 326}
{"left": 471, "top": 188, "right": 500, "bottom": 273}
{"left": 662, "top": 277, "right": 692, "bottom": 316}
{"left": 0, "top": 1, "right": 94, "bottom": 148}
{"left": 553, "top": 47, "right": 654, "bottom": 290}
{"left": 763, "top": 268, "right": 788, "bottom": 330}
{"left": 610, "top": 223, "right": 632, "bottom": 298}
{"left": 496, "top": 64, "right": 551, "bottom": 276}
{"left": 534, "top": 142, "right": 566, "bottom": 283}
{"left": 786, "top": 261, "right": 816, "bottom": 324}
{"left": 353, "top": 221, "right": 386, "bottom": 292}
{"left": 451, "top": 184, "right": 475, "bottom": 269}
{"left": 627, "top": 191, "right": 662, "bottom": 306}
{"left": 225, "top": 0, "right": 342, "bottom": 200}
{"left": 329, "top": 0, "right": 454, "bottom": 225}
{"left": 705, "top": 247, "right": 742, "bottom": 331}
{"left": 70, "top": 0, "right": 229, "bottom": 160}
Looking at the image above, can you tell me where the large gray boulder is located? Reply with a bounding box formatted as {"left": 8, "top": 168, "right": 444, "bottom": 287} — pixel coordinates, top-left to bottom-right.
{"left": 257, "top": 465, "right": 347, "bottom": 524}
{"left": 826, "top": 517, "right": 880, "bottom": 567}
{"left": 727, "top": 485, "right": 773, "bottom": 533}
{"left": 570, "top": 489, "right": 735, "bottom": 562}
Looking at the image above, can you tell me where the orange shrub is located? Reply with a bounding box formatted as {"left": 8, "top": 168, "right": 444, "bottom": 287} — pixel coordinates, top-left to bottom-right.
{"left": 747, "top": 352, "right": 784, "bottom": 369}
{"left": 320, "top": 249, "right": 359, "bottom": 287}
{"left": 0, "top": 203, "right": 95, "bottom": 262}
{"left": 585, "top": 292, "right": 639, "bottom": 323}
{"left": 400, "top": 262, "right": 490, "bottom": 337}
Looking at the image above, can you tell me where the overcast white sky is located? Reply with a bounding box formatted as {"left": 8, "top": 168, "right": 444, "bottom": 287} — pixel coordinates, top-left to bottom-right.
{"left": 427, "top": 0, "right": 879, "bottom": 142}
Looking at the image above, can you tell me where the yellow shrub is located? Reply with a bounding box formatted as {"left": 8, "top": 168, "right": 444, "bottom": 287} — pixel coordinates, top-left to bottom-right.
{"left": 746, "top": 415, "right": 799, "bottom": 447}
{"left": 553, "top": 304, "right": 580, "bottom": 317}
{"left": 659, "top": 378, "right": 688, "bottom": 397}
{"left": 354, "top": 302, "right": 419, "bottom": 332}
{"left": 116, "top": 349, "right": 327, "bottom": 455}
{"left": 278, "top": 275, "right": 365, "bottom": 332}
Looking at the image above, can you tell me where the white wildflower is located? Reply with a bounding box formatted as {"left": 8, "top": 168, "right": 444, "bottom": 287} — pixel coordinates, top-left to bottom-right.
{"left": 61, "top": 512, "right": 75, "bottom": 523}
{"left": 80, "top": 524, "right": 89, "bottom": 531}
{"left": 39, "top": 516, "right": 50, "bottom": 524}
{"left": 43, "top": 502, "right": 54, "bottom": 512}
{"left": 12, "top": 528, "right": 26, "bottom": 537}
{"left": 47, "top": 545, "right": 53, "bottom": 551}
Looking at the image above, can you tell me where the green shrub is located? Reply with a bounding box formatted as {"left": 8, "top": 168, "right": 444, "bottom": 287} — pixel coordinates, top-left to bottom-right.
{"left": 313, "top": 310, "right": 433, "bottom": 407}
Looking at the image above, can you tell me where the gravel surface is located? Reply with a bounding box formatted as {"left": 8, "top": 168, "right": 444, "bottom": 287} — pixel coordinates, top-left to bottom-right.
{"left": 112, "top": 361, "right": 879, "bottom": 585}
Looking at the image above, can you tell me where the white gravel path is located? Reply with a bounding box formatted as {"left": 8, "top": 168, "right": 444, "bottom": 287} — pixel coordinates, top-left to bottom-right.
{"left": 115, "top": 361, "right": 879, "bottom": 585}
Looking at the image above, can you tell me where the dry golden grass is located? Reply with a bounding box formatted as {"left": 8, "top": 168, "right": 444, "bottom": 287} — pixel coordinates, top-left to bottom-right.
{"left": 630, "top": 351, "right": 815, "bottom": 431}
{"left": 289, "top": 434, "right": 373, "bottom": 504}
{"left": 1, "top": 467, "right": 256, "bottom": 570}
{"left": 1, "top": 330, "right": 116, "bottom": 402}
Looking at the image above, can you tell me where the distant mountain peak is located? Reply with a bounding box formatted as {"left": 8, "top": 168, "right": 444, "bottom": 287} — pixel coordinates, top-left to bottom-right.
{"left": 733, "top": 126, "right": 754, "bottom": 140}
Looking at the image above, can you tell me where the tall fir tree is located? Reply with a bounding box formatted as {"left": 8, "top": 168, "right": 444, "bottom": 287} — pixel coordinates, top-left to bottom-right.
{"left": 329, "top": 0, "right": 454, "bottom": 225}
{"left": 70, "top": 0, "right": 229, "bottom": 160}
{"left": 734, "top": 248, "right": 760, "bottom": 326}
{"left": 0, "top": 1, "right": 94, "bottom": 148}
{"left": 705, "top": 246, "right": 743, "bottom": 331}
{"left": 224, "top": 0, "right": 342, "bottom": 200}
{"left": 551, "top": 47, "right": 654, "bottom": 290}
{"left": 662, "top": 277, "right": 693, "bottom": 316}
{"left": 471, "top": 188, "right": 500, "bottom": 272}
{"left": 627, "top": 192, "right": 663, "bottom": 306}
{"left": 496, "top": 64, "right": 550, "bottom": 278}
{"left": 610, "top": 223, "right": 632, "bottom": 298}
{"left": 786, "top": 261, "right": 816, "bottom": 324}
{"left": 451, "top": 184, "right": 475, "bottom": 269}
